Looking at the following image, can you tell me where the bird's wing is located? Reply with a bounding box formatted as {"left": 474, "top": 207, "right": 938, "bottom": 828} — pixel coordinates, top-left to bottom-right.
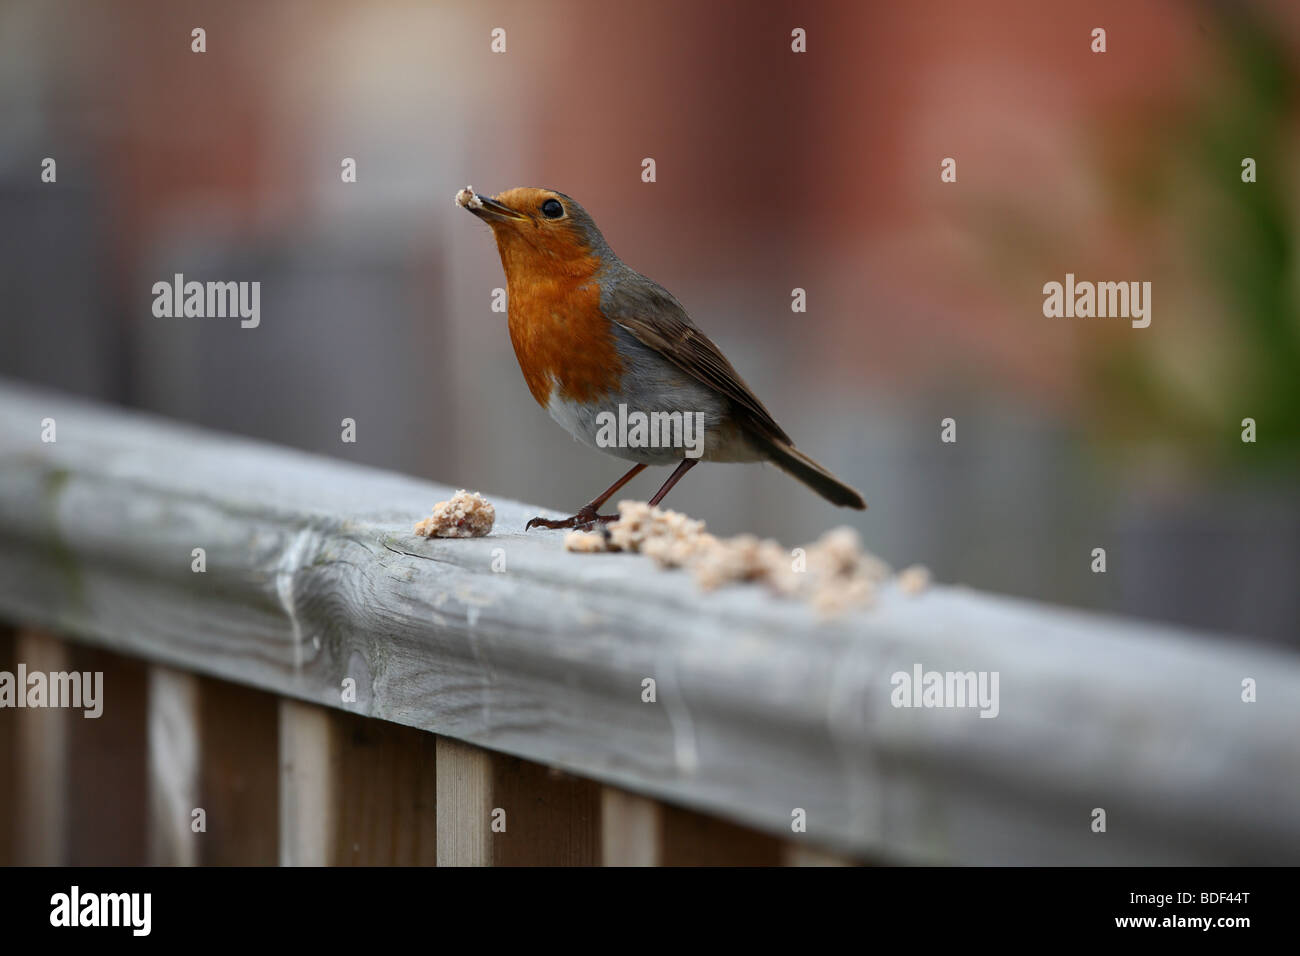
{"left": 602, "top": 272, "right": 793, "bottom": 447}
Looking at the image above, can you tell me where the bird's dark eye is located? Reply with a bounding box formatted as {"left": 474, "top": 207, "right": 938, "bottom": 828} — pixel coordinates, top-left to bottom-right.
{"left": 541, "top": 199, "right": 564, "bottom": 219}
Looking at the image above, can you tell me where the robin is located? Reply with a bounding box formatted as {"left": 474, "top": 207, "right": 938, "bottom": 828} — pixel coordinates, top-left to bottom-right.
{"left": 457, "top": 185, "right": 866, "bottom": 530}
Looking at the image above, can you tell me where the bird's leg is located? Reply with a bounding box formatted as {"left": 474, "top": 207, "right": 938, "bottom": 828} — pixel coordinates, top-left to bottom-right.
{"left": 647, "top": 457, "right": 698, "bottom": 507}
{"left": 525, "top": 463, "right": 647, "bottom": 531}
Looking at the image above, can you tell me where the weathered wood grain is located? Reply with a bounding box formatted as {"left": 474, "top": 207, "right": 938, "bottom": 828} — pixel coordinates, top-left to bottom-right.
{"left": 1, "top": 382, "right": 1298, "bottom": 864}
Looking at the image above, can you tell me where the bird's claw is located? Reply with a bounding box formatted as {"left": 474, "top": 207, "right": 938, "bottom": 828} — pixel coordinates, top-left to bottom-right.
{"left": 525, "top": 507, "right": 618, "bottom": 532}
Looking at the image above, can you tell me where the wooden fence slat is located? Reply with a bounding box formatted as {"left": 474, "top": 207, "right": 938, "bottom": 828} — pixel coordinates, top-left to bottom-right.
{"left": 436, "top": 739, "right": 601, "bottom": 866}
{"left": 435, "top": 736, "right": 494, "bottom": 866}
{"left": 148, "top": 666, "right": 200, "bottom": 865}
{"left": 490, "top": 755, "right": 599, "bottom": 866}
{"left": 0, "top": 627, "right": 14, "bottom": 864}
{"left": 657, "top": 802, "right": 785, "bottom": 866}
{"left": 64, "top": 644, "right": 148, "bottom": 864}
{"left": 149, "top": 672, "right": 281, "bottom": 865}
{"left": 14, "top": 629, "right": 70, "bottom": 865}
{"left": 279, "top": 699, "right": 439, "bottom": 865}
{"left": 279, "top": 699, "right": 335, "bottom": 866}
{"left": 601, "top": 787, "right": 662, "bottom": 866}
{"left": 197, "top": 677, "right": 280, "bottom": 865}
{"left": 783, "top": 844, "right": 857, "bottom": 866}
{"left": 331, "top": 710, "right": 437, "bottom": 866}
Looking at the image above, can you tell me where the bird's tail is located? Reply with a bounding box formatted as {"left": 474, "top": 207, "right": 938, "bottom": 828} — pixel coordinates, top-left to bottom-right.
{"left": 757, "top": 438, "right": 866, "bottom": 509}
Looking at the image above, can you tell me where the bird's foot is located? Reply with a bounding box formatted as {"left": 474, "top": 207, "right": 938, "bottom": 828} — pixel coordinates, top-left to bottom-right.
{"left": 525, "top": 506, "right": 618, "bottom": 531}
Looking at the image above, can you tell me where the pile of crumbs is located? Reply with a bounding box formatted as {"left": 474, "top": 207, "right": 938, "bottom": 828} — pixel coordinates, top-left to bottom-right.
{"left": 414, "top": 490, "right": 495, "bottom": 538}
{"left": 565, "top": 501, "right": 928, "bottom": 617}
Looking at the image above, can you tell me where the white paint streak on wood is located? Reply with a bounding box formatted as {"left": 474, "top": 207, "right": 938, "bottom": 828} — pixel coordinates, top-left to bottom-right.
{"left": 276, "top": 528, "right": 317, "bottom": 674}
{"left": 1, "top": 383, "right": 1298, "bottom": 864}
{"left": 147, "top": 666, "right": 200, "bottom": 865}
{"left": 655, "top": 649, "right": 698, "bottom": 775}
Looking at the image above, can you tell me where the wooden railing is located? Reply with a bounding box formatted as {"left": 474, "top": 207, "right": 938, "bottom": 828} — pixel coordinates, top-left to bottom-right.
{"left": 1, "top": 381, "right": 1298, "bottom": 865}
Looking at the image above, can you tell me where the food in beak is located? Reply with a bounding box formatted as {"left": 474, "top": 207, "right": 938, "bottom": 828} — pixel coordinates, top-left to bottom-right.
{"left": 455, "top": 185, "right": 484, "bottom": 210}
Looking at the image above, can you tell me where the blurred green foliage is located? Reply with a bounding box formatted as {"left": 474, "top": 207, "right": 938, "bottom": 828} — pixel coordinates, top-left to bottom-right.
{"left": 1091, "top": 4, "right": 1299, "bottom": 473}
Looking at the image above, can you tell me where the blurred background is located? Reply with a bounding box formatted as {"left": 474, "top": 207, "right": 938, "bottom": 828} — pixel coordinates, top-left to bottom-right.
{"left": 1, "top": 0, "right": 1296, "bottom": 646}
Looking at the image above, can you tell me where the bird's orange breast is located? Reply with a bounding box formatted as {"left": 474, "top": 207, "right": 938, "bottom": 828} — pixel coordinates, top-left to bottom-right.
{"left": 506, "top": 265, "right": 624, "bottom": 407}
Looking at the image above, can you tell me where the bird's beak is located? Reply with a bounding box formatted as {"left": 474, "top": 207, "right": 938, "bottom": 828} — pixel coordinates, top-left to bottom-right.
{"left": 457, "top": 187, "right": 529, "bottom": 223}
{"left": 473, "top": 195, "right": 530, "bottom": 222}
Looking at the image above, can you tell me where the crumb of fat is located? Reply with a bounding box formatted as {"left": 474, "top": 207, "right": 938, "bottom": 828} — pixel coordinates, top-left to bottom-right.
{"left": 414, "top": 489, "right": 495, "bottom": 538}
{"left": 563, "top": 499, "right": 919, "bottom": 617}
{"left": 811, "top": 576, "right": 877, "bottom": 618}
{"left": 455, "top": 186, "right": 483, "bottom": 209}
{"left": 563, "top": 530, "right": 608, "bottom": 553}
{"left": 897, "top": 564, "right": 931, "bottom": 596}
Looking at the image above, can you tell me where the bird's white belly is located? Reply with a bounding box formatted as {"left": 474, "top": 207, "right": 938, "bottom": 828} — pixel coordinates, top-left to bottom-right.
{"left": 545, "top": 383, "right": 757, "bottom": 464}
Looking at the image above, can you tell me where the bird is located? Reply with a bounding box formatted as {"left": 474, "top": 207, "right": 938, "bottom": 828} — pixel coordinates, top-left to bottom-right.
{"left": 456, "top": 185, "right": 866, "bottom": 530}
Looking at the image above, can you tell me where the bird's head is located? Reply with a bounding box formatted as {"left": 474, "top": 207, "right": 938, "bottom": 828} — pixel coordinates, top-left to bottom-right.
{"left": 456, "top": 186, "right": 611, "bottom": 279}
